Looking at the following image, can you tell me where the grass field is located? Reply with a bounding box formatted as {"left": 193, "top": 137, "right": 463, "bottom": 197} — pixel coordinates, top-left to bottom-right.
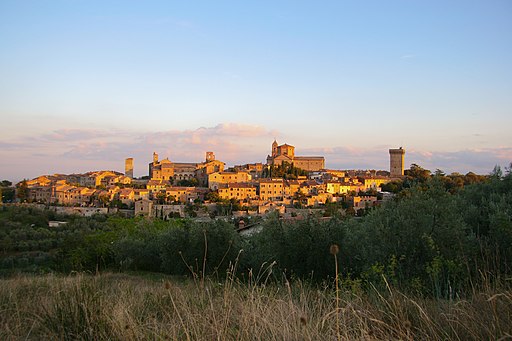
{"left": 1, "top": 272, "right": 511, "bottom": 340}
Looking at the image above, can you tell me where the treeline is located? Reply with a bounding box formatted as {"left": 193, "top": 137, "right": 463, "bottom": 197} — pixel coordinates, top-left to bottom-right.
{"left": 0, "top": 180, "right": 15, "bottom": 203}
{"left": 382, "top": 163, "right": 489, "bottom": 193}
{"left": 261, "top": 162, "right": 308, "bottom": 179}
{"left": 1, "top": 165, "right": 512, "bottom": 297}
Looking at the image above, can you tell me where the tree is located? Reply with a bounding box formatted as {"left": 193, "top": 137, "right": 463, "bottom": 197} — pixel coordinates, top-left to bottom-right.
{"left": 506, "top": 162, "right": 512, "bottom": 176}
{"left": 166, "top": 194, "right": 176, "bottom": 204}
{"left": 1, "top": 180, "right": 12, "bottom": 187}
{"left": 229, "top": 198, "right": 242, "bottom": 212}
{"left": 98, "top": 194, "right": 110, "bottom": 207}
{"left": 16, "top": 180, "right": 29, "bottom": 202}
{"left": 293, "top": 191, "right": 307, "bottom": 208}
{"left": 109, "top": 199, "right": 127, "bottom": 209}
{"left": 184, "top": 203, "right": 198, "bottom": 217}
{"left": 463, "top": 171, "right": 486, "bottom": 185}
{"left": 434, "top": 169, "right": 445, "bottom": 177}
{"left": 205, "top": 191, "right": 221, "bottom": 202}
{"left": 262, "top": 162, "right": 307, "bottom": 179}
{"left": 177, "top": 178, "right": 198, "bottom": 187}
{"left": 381, "top": 180, "right": 403, "bottom": 193}
{"left": 405, "top": 164, "right": 431, "bottom": 182}
{"left": 155, "top": 192, "right": 167, "bottom": 204}
{"left": 490, "top": 165, "right": 503, "bottom": 179}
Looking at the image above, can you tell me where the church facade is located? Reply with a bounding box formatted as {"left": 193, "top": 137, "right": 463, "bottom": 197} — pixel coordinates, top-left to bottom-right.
{"left": 266, "top": 140, "right": 325, "bottom": 172}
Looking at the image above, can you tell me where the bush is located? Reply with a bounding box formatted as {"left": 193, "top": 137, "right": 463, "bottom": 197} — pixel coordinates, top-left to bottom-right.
{"left": 159, "top": 220, "right": 243, "bottom": 277}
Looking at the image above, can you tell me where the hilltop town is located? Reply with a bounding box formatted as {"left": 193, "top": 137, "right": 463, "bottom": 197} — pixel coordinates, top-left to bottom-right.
{"left": 9, "top": 141, "right": 406, "bottom": 221}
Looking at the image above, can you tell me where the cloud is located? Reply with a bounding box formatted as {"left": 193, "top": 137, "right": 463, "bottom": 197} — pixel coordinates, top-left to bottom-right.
{"left": 400, "top": 54, "right": 416, "bottom": 59}
{"left": 408, "top": 148, "right": 512, "bottom": 174}
{"left": 39, "top": 129, "right": 112, "bottom": 142}
{"left": 302, "top": 145, "right": 512, "bottom": 175}
{"left": 0, "top": 123, "right": 279, "bottom": 181}
{"left": 0, "top": 142, "right": 25, "bottom": 150}
{"left": 213, "top": 123, "right": 276, "bottom": 137}
{"left": 302, "top": 146, "right": 390, "bottom": 170}
{"left": 415, "top": 151, "right": 433, "bottom": 159}
{"left": 1, "top": 125, "right": 511, "bottom": 182}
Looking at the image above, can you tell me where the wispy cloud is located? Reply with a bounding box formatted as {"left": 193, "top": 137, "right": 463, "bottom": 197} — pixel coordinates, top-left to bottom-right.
{"left": 1, "top": 125, "right": 511, "bottom": 182}
{"left": 0, "top": 141, "right": 26, "bottom": 150}
{"left": 302, "top": 146, "right": 512, "bottom": 175}
{"left": 301, "top": 146, "right": 390, "bottom": 170}
{"left": 406, "top": 148, "right": 512, "bottom": 174}
{"left": 0, "top": 123, "right": 279, "bottom": 181}
{"left": 400, "top": 54, "right": 416, "bottom": 59}
{"left": 40, "top": 129, "right": 113, "bottom": 141}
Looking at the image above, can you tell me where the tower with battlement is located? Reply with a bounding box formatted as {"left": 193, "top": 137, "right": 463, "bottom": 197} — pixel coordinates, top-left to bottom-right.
{"left": 389, "top": 147, "right": 405, "bottom": 178}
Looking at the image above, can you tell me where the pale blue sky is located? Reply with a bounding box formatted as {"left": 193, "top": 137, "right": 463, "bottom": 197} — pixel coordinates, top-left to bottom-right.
{"left": 1, "top": 1, "right": 511, "bottom": 181}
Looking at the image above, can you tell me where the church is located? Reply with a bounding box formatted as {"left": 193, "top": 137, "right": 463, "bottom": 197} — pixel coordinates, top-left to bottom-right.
{"left": 266, "top": 140, "right": 325, "bottom": 172}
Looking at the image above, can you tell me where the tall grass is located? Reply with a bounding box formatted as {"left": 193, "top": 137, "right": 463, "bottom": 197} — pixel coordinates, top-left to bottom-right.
{"left": 0, "top": 272, "right": 511, "bottom": 340}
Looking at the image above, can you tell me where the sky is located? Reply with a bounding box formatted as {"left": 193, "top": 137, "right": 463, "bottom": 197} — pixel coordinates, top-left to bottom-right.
{"left": 1, "top": 0, "right": 511, "bottom": 182}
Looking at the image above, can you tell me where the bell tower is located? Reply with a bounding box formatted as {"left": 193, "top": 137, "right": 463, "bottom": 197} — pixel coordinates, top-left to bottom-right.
{"left": 272, "top": 140, "right": 278, "bottom": 158}
{"left": 206, "top": 151, "right": 215, "bottom": 162}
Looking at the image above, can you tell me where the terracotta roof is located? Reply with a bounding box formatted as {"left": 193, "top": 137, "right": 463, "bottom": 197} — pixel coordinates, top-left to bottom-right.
{"left": 147, "top": 180, "right": 171, "bottom": 186}
{"left": 285, "top": 180, "right": 300, "bottom": 185}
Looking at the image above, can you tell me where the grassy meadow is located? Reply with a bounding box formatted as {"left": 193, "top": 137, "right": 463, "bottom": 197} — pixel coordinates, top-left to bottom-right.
{"left": 1, "top": 272, "right": 511, "bottom": 340}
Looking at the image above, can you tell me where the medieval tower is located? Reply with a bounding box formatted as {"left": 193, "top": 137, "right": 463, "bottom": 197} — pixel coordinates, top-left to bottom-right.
{"left": 206, "top": 151, "right": 215, "bottom": 162}
{"left": 271, "top": 140, "right": 278, "bottom": 158}
{"left": 125, "top": 158, "right": 134, "bottom": 179}
{"left": 389, "top": 147, "right": 405, "bottom": 178}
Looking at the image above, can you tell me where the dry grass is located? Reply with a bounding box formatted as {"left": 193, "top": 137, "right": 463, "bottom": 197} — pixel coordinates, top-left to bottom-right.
{"left": 0, "top": 272, "right": 511, "bottom": 340}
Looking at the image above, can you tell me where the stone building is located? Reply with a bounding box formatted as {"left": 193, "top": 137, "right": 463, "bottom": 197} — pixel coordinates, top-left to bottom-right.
{"left": 195, "top": 152, "right": 225, "bottom": 186}
{"left": 217, "top": 183, "right": 257, "bottom": 201}
{"left": 389, "top": 147, "right": 405, "bottom": 178}
{"left": 232, "top": 163, "right": 264, "bottom": 179}
{"left": 266, "top": 140, "right": 325, "bottom": 172}
{"left": 149, "top": 151, "right": 225, "bottom": 186}
{"left": 149, "top": 153, "right": 174, "bottom": 181}
{"left": 208, "top": 171, "right": 251, "bottom": 190}
{"left": 79, "top": 171, "right": 124, "bottom": 187}
{"left": 125, "top": 158, "right": 134, "bottom": 179}
{"left": 135, "top": 199, "right": 153, "bottom": 216}
{"left": 258, "top": 178, "right": 285, "bottom": 201}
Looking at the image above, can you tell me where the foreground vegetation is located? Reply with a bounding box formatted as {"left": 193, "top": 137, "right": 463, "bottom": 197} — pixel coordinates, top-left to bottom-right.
{"left": 2, "top": 166, "right": 512, "bottom": 296}
{"left": 1, "top": 272, "right": 511, "bottom": 340}
{"left": 1, "top": 165, "right": 512, "bottom": 338}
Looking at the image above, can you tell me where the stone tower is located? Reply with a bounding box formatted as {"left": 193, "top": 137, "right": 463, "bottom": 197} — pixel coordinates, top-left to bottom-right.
{"left": 153, "top": 152, "right": 159, "bottom": 163}
{"left": 272, "top": 140, "right": 278, "bottom": 158}
{"left": 389, "top": 147, "right": 405, "bottom": 178}
{"left": 125, "top": 158, "right": 134, "bottom": 179}
{"left": 206, "top": 151, "right": 215, "bottom": 162}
